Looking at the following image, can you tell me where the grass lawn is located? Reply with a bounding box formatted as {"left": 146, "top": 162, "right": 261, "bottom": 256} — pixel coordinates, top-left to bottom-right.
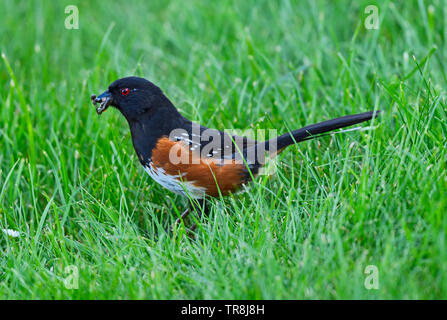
{"left": 0, "top": 0, "right": 446, "bottom": 299}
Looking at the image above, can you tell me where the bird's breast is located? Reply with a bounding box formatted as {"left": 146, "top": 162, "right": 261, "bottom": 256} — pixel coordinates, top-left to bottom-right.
{"left": 142, "top": 137, "right": 251, "bottom": 197}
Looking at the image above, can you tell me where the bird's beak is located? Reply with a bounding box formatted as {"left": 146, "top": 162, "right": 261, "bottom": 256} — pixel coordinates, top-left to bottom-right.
{"left": 91, "top": 91, "right": 113, "bottom": 114}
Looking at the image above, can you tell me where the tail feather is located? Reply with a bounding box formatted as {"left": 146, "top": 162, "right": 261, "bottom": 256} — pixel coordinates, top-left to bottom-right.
{"left": 266, "top": 111, "right": 380, "bottom": 151}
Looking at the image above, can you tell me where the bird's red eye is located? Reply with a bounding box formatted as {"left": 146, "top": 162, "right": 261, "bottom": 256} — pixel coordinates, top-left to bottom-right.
{"left": 121, "top": 88, "right": 130, "bottom": 96}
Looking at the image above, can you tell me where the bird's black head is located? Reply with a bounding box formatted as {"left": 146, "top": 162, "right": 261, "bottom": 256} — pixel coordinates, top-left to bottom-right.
{"left": 91, "top": 76, "right": 171, "bottom": 121}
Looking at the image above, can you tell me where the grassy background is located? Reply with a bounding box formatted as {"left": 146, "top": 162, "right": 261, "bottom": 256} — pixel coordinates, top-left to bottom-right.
{"left": 0, "top": 0, "right": 446, "bottom": 299}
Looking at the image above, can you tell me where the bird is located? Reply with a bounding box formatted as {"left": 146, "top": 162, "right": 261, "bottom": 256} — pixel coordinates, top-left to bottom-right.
{"left": 91, "top": 76, "right": 379, "bottom": 230}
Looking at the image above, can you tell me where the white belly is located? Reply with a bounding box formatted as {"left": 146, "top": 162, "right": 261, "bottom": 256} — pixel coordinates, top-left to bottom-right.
{"left": 143, "top": 163, "right": 206, "bottom": 198}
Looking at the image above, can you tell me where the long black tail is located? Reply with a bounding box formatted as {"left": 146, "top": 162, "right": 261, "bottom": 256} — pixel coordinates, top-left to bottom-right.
{"left": 266, "top": 111, "right": 380, "bottom": 151}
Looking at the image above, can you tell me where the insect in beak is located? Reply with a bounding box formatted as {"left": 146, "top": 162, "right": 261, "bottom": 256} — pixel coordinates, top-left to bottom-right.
{"left": 91, "top": 91, "right": 113, "bottom": 114}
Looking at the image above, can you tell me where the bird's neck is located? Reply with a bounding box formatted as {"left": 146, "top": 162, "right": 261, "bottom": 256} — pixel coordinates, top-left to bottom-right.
{"left": 127, "top": 106, "right": 190, "bottom": 164}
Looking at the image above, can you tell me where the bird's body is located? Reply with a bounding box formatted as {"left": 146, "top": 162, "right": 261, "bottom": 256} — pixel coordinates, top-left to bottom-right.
{"left": 92, "top": 76, "right": 379, "bottom": 225}
{"left": 127, "top": 108, "right": 260, "bottom": 198}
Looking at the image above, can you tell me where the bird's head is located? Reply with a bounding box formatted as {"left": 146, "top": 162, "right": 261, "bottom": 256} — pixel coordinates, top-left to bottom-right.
{"left": 91, "top": 76, "right": 168, "bottom": 121}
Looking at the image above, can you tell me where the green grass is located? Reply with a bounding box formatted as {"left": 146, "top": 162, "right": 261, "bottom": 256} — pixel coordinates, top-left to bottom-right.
{"left": 0, "top": 0, "right": 446, "bottom": 299}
